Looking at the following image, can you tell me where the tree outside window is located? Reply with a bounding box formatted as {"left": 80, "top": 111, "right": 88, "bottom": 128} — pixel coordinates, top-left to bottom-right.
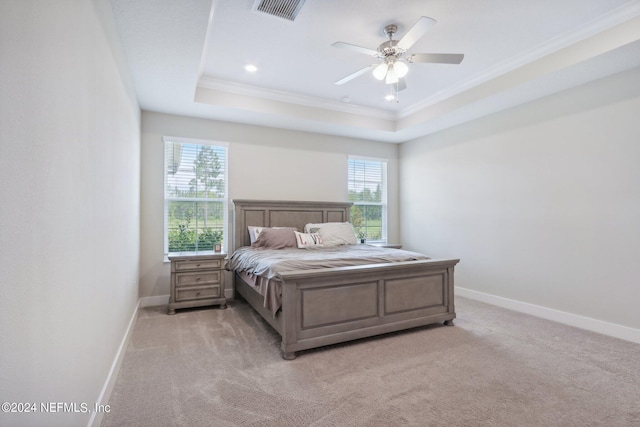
{"left": 164, "top": 139, "right": 228, "bottom": 254}
{"left": 348, "top": 157, "right": 387, "bottom": 242}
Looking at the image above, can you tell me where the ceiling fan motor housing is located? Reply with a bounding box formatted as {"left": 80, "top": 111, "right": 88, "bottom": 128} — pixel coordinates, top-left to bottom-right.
{"left": 378, "top": 40, "right": 405, "bottom": 59}
{"left": 378, "top": 24, "right": 406, "bottom": 60}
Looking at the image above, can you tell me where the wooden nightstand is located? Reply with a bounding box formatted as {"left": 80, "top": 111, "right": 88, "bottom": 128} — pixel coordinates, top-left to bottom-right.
{"left": 167, "top": 252, "right": 227, "bottom": 315}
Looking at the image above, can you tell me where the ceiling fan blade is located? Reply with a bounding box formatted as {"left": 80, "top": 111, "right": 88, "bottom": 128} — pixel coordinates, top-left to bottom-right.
{"left": 396, "top": 78, "right": 407, "bottom": 92}
{"left": 334, "top": 65, "right": 374, "bottom": 85}
{"left": 332, "top": 42, "right": 379, "bottom": 57}
{"left": 397, "top": 16, "right": 437, "bottom": 50}
{"left": 409, "top": 53, "right": 464, "bottom": 64}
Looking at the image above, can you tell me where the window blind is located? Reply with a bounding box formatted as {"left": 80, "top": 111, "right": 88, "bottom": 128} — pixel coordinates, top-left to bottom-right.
{"left": 163, "top": 137, "right": 228, "bottom": 254}
{"left": 348, "top": 156, "right": 387, "bottom": 242}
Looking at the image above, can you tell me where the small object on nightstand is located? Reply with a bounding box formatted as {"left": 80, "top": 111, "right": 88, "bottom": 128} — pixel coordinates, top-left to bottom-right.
{"left": 214, "top": 243, "right": 222, "bottom": 252}
{"left": 167, "top": 252, "right": 227, "bottom": 315}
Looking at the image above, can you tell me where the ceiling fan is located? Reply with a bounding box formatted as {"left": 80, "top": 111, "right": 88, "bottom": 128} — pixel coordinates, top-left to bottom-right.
{"left": 332, "top": 16, "right": 464, "bottom": 92}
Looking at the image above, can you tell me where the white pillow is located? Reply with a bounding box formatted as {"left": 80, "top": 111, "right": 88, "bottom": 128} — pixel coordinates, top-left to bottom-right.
{"left": 294, "top": 231, "right": 324, "bottom": 248}
{"left": 303, "top": 222, "right": 357, "bottom": 246}
{"left": 248, "top": 226, "right": 265, "bottom": 244}
{"left": 304, "top": 222, "right": 343, "bottom": 233}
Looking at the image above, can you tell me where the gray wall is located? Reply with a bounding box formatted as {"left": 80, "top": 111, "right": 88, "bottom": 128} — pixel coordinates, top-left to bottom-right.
{"left": 0, "top": 1, "right": 141, "bottom": 426}
{"left": 400, "top": 67, "right": 640, "bottom": 332}
{"left": 140, "top": 111, "right": 399, "bottom": 299}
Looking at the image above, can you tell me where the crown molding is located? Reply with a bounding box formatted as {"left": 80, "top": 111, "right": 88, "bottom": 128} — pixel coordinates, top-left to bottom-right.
{"left": 194, "top": 2, "right": 640, "bottom": 135}
{"left": 196, "top": 75, "right": 397, "bottom": 121}
{"left": 399, "top": 1, "right": 640, "bottom": 118}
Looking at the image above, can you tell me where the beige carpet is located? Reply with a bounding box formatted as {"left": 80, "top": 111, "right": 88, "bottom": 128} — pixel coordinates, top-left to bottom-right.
{"left": 102, "top": 297, "right": 640, "bottom": 426}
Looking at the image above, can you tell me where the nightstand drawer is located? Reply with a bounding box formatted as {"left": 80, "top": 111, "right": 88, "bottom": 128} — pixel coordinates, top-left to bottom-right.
{"left": 175, "top": 270, "right": 221, "bottom": 287}
{"left": 174, "top": 258, "right": 223, "bottom": 271}
{"left": 175, "top": 285, "right": 221, "bottom": 302}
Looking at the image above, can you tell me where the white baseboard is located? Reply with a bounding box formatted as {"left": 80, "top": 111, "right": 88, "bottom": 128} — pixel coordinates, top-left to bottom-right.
{"left": 88, "top": 299, "right": 140, "bottom": 427}
{"left": 139, "top": 294, "right": 170, "bottom": 308}
{"left": 455, "top": 287, "right": 640, "bottom": 344}
{"left": 89, "top": 287, "right": 233, "bottom": 426}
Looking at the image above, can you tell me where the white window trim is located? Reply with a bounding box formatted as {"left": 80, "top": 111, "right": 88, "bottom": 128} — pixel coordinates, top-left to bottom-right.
{"left": 163, "top": 136, "right": 229, "bottom": 257}
{"left": 348, "top": 155, "right": 388, "bottom": 243}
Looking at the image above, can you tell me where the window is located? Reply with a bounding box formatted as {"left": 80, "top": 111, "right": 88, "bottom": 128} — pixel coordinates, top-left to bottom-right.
{"left": 164, "top": 137, "right": 228, "bottom": 255}
{"left": 348, "top": 156, "right": 387, "bottom": 242}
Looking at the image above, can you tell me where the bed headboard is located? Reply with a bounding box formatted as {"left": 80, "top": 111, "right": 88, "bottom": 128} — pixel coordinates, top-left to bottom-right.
{"left": 232, "top": 199, "right": 352, "bottom": 252}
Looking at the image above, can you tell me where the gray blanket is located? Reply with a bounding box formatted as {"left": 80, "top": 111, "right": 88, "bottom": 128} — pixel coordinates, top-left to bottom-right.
{"left": 227, "top": 244, "right": 430, "bottom": 279}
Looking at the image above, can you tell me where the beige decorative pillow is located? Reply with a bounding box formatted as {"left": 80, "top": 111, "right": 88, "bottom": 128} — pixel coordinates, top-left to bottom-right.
{"left": 294, "top": 231, "right": 323, "bottom": 248}
{"left": 303, "top": 222, "right": 358, "bottom": 246}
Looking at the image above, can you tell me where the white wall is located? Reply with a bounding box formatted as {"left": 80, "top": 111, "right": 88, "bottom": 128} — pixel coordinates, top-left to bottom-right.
{"left": 140, "top": 111, "right": 399, "bottom": 298}
{"left": 400, "top": 67, "right": 640, "bottom": 334}
{"left": 0, "top": 1, "right": 140, "bottom": 426}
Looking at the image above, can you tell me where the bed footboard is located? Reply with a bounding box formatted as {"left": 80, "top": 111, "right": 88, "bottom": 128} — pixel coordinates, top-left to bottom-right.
{"left": 277, "top": 258, "right": 459, "bottom": 359}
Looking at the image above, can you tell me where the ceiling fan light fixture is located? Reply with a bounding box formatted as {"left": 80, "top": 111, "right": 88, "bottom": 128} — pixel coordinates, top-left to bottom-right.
{"left": 372, "top": 63, "right": 388, "bottom": 80}
{"left": 394, "top": 61, "right": 408, "bottom": 78}
{"left": 385, "top": 65, "right": 399, "bottom": 84}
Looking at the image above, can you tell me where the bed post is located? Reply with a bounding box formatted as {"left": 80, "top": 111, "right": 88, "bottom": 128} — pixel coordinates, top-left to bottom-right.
{"left": 444, "top": 264, "right": 456, "bottom": 326}
{"left": 280, "top": 280, "right": 298, "bottom": 360}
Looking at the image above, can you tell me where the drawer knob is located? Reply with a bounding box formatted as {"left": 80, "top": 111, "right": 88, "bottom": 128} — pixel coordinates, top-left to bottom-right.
{"left": 196, "top": 263, "right": 201, "bottom": 267}
{"left": 196, "top": 277, "right": 201, "bottom": 281}
{"left": 196, "top": 291, "right": 201, "bottom": 296}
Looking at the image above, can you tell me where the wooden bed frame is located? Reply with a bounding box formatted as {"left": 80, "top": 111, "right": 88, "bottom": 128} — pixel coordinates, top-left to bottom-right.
{"left": 231, "top": 199, "right": 459, "bottom": 360}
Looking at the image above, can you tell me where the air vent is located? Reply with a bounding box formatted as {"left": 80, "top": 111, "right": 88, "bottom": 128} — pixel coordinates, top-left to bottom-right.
{"left": 253, "top": 0, "right": 307, "bottom": 21}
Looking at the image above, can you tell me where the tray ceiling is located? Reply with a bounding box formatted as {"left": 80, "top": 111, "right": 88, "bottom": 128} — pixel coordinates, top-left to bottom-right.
{"left": 110, "top": 0, "right": 640, "bottom": 142}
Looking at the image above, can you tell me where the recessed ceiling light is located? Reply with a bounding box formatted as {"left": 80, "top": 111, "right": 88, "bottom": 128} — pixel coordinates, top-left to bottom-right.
{"left": 385, "top": 94, "right": 396, "bottom": 102}
{"left": 244, "top": 64, "right": 258, "bottom": 72}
